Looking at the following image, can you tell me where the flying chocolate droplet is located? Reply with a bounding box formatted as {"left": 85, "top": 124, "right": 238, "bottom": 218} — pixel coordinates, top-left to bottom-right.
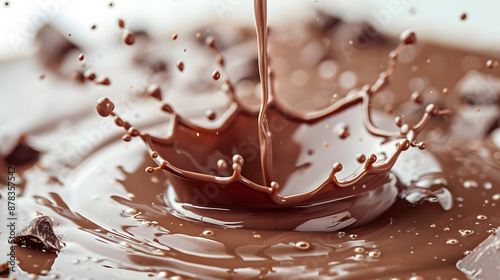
{"left": 96, "top": 97, "right": 115, "bottom": 117}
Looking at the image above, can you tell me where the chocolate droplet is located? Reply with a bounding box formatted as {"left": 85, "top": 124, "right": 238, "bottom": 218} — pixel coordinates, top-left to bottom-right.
{"left": 411, "top": 91, "right": 423, "bottom": 104}
{"left": 487, "top": 60, "right": 494, "bottom": 69}
{"left": 212, "top": 70, "right": 221, "bottom": 81}
{"left": 122, "top": 135, "right": 132, "bottom": 142}
{"left": 356, "top": 154, "right": 366, "bottom": 163}
{"left": 147, "top": 84, "right": 162, "bottom": 101}
{"left": 122, "top": 31, "right": 135, "bottom": 45}
{"left": 486, "top": 60, "right": 498, "bottom": 69}
{"left": 232, "top": 154, "right": 244, "bottom": 166}
{"left": 202, "top": 230, "right": 214, "bottom": 236}
{"left": 216, "top": 54, "right": 224, "bottom": 66}
{"left": 177, "top": 61, "right": 184, "bottom": 72}
{"left": 95, "top": 76, "right": 111, "bottom": 86}
{"left": 96, "top": 97, "right": 115, "bottom": 117}
{"left": 172, "top": 33, "right": 178, "bottom": 40}
{"left": 118, "top": 19, "right": 125, "bottom": 28}
{"left": 417, "top": 142, "right": 426, "bottom": 150}
{"left": 295, "top": 241, "right": 311, "bottom": 250}
{"left": 400, "top": 29, "right": 417, "bottom": 45}
{"left": 114, "top": 117, "right": 124, "bottom": 126}
{"left": 394, "top": 116, "right": 403, "bottom": 127}
{"left": 162, "top": 104, "right": 174, "bottom": 114}
{"left": 337, "top": 126, "right": 350, "bottom": 139}
{"left": 332, "top": 162, "right": 343, "bottom": 173}
{"left": 205, "top": 36, "right": 216, "bottom": 48}
{"left": 206, "top": 110, "right": 216, "bottom": 120}
{"left": 84, "top": 70, "right": 96, "bottom": 80}
{"left": 425, "top": 104, "right": 439, "bottom": 116}
{"left": 78, "top": 53, "right": 84, "bottom": 61}
{"left": 217, "top": 159, "right": 228, "bottom": 170}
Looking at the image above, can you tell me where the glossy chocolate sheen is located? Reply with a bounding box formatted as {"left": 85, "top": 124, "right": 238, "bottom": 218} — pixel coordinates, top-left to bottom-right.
{"left": 2, "top": 4, "right": 500, "bottom": 280}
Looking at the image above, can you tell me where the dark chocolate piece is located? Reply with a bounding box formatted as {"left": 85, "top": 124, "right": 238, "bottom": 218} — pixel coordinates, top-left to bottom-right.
{"left": 13, "top": 216, "right": 63, "bottom": 252}
{"left": 5, "top": 137, "right": 40, "bottom": 165}
{"left": 457, "top": 227, "right": 500, "bottom": 279}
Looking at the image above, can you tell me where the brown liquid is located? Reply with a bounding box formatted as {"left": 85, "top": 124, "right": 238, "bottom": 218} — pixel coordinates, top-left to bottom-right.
{"left": 3, "top": 5, "right": 500, "bottom": 280}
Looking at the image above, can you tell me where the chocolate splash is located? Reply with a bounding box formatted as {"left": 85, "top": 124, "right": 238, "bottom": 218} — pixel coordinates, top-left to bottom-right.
{"left": 96, "top": 33, "right": 438, "bottom": 205}
{"left": 94, "top": 1, "right": 450, "bottom": 233}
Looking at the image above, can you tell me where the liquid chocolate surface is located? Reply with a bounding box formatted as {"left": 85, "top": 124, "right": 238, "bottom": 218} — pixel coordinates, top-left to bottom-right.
{"left": 1, "top": 2, "right": 500, "bottom": 280}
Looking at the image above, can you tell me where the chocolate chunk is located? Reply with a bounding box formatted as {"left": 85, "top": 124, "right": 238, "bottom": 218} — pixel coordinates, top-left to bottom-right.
{"left": 5, "top": 136, "right": 40, "bottom": 165}
{"left": 457, "top": 71, "right": 500, "bottom": 105}
{"left": 36, "top": 25, "right": 79, "bottom": 71}
{"left": 0, "top": 262, "right": 8, "bottom": 275}
{"left": 13, "top": 216, "right": 63, "bottom": 252}
{"left": 457, "top": 227, "right": 500, "bottom": 279}
{"left": 450, "top": 105, "right": 500, "bottom": 139}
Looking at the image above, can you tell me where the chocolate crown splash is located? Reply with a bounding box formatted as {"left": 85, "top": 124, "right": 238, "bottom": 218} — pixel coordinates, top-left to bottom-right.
{"left": 96, "top": 2, "right": 446, "bottom": 209}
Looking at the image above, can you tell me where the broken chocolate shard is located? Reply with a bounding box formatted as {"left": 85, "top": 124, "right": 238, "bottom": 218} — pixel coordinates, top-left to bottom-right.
{"left": 5, "top": 136, "right": 40, "bottom": 165}
{"left": 13, "top": 215, "right": 63, "bottom": 252}
{"left": 457, "top": 227, "right": 500, "bottom": 279}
